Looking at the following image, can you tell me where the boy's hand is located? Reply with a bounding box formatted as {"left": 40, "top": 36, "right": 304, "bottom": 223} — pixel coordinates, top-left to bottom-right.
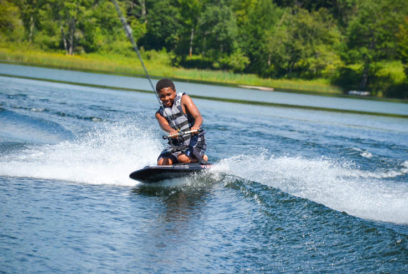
{"left": 190, "top": 126, "right": 200, "bottom": 134}
{"left": 169, "top": 129, "right": 179, "bottom": 138}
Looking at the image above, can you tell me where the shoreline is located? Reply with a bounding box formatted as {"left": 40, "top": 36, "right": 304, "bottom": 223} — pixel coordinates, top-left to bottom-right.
{"left": 1, "top": 59, "right": 406, "bottom": 105}
{"left": 2, "top": 72, "right": 407, "bottom": 119}
{"left": 0, "top": 46, "right": 343, "bottom": 94}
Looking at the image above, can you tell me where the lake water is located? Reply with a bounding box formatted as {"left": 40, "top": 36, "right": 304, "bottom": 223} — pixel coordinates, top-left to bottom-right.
{"left": 0, "top": 68, "right": 407, "bottom": 272}
{"left": 1, "top": 63, "right": 407, "bottom": 116}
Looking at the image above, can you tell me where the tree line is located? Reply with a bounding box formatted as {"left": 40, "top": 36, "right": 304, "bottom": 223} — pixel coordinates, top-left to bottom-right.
{"left": 1, "top": 0, "right": 408, "bottom": 98}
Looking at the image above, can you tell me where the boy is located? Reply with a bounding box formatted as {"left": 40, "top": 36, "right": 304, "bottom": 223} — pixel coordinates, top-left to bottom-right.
{"left": 155, "top": 78, "right": 208, "bottom": 165}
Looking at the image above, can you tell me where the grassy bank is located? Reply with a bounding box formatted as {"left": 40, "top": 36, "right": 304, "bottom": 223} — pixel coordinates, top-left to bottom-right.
{"left": 0, "top": 45, "right": 343, "bottom": 95}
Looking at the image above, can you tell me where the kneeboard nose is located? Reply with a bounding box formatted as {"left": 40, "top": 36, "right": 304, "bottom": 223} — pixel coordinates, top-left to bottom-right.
{"left": 129, "top": 163, "right": 211, "bottom": 183}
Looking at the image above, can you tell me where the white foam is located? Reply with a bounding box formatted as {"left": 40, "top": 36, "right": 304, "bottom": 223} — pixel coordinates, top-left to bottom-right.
{"left": 0, "top": 122, "right": 163, "bottom": 186}
{"left": 352, "top": 147, "right": 373, "bottom": 159}
{"left": 214, "top": 154, "right": 408, "bottom": 225}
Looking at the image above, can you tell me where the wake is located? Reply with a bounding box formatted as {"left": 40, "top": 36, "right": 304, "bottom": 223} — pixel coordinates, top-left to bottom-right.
{"left": 213, "top": 154, "right": 408, "bottom": 225}
{"left": 2, "top": 120, "right": 407, "bottom": 225}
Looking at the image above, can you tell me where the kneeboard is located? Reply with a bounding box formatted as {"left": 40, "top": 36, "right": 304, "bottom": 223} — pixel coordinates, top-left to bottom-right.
{"left": 130, "top": 163, "right": 211, "bottom": 183}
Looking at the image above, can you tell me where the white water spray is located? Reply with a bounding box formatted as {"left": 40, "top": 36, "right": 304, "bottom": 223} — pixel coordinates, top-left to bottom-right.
{"left": 214, "top": 154, "right": 408, "bottom": 225}
{"left": 0, "top": 122, "right": 163, "bottom": 186}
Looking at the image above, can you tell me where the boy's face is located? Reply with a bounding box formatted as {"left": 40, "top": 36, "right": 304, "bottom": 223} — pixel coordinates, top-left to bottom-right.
{"left": 158, "top": 87, "right": 176, "bottom": 107}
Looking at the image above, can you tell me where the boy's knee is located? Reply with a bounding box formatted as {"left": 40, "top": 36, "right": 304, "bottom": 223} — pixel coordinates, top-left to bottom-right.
{"left": 177, "top": 154, "right": 191, "bottom": 163}
{"left": 158, "top": 157, "right": 173, "bottom": 165}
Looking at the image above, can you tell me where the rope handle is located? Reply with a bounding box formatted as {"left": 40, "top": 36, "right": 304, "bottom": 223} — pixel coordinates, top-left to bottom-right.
{"left": 163, "top": 129, "right": 203, "bottom": 139}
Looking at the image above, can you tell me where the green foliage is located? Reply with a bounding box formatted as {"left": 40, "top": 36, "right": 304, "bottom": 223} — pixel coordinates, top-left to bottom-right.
{"left": 333, "top": 61, "right": 407, "bottom": 97}
{"left": 385, "top": 83, "right": 408, "bottom": 99}
{"left": 0, "top": 0, "right": 24, "bottom": 41}
{"left": 262, "top": 8, "right": 342, "bottom": 78}
{"left": 370, "top": 61, "right": 407, "bottom": 96}
{"left": 14, "top": 0, "right": 42, "bottom": 42}
{"left": 196, "top": 2, "right": 239, "bottom": 59}
{"left": 2, "top": 0, "right": 408, "bottom": 98}
{"left": 141, "top": 0, "right": 182, "bottom": 51}
{"left": 239, "top": 0, "right": 282, "bottom": 73}
{"left": 396, "top": 16, "right": 408, "bottom": 65}
{"left": 219, "top": 48, "right": 250, "bottom": 72}
{"left": 343, "top": 0, "right": 408, "bottom": 90}
{"left": 332, "top": 65, "right": 362, "bottom": 92}
{"left": 178, "top": 55, "right": 213, "bottom": 70}
{"left": 82, "top": 0, "right": 139, "bottom": 54}
{"left": 142, "top": 48, "right": 173, "bottom": 66}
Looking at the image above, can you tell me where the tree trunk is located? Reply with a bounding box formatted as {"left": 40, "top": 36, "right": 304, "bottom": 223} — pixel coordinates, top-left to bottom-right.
{"left": 68, "top": 19, "right": 76, "bottom": 55}
{"left": 202, "top": 36, "right": 206, "bottom": 55}
{"left": 140, "top": 0, "right": 147, "bottom": 23}
{"left": 61, "top": 25, "right": 68, "bottom": 53}
{"left": 189, "top": 27, "right": 194, "bottom": 57}
{"left": 288, "top": 60, "right": 294, "bottom": 75}
{"left": 360, "top": 63, "right": 369, "bottom": 90}
{"left": 29, "top": 14, "right": 34, "bottom": 42}
{"left": 360, "top": 38, "right": 375, "bottom": 90}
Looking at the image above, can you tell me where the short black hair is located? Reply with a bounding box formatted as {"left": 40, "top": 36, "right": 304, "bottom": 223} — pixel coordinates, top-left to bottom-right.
{"left": 156, "top": 78, "right": 175, "bottom": 92}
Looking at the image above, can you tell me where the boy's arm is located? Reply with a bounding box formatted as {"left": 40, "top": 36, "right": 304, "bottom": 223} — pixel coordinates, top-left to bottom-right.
{"left": 181, "top": 94, "right": 203, "bottom": 131}
{"left": 155, "top": 112, "right": 179, "bottom": 135}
